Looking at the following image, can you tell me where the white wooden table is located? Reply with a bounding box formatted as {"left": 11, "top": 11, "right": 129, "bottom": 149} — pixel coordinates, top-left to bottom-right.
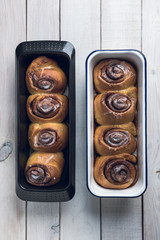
{"left": 0, "top": 0, "right": 159, "bottom": 239}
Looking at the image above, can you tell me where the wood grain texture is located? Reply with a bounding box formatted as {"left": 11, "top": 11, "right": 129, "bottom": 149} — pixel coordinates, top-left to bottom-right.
{"left": 60, "top": 0, "right": 101, "bottom": 239}
{"left": 0, "top": 0, "right": 26, "bottom": 240}
{"left": 143, "top": 0, "right": 160, "bottom": 239}
{"left": 27, "top": 203, "right": 59, "bottom": 240}
{"left": 101, "top": 0, "right": 142, "bottom": 239}
{"left": 27, "top": 0, "right": 59, "bottom": 40}
{"left": 102, "top": 198, "right": 142, "bottom": 239}
{"left": 27, "top": 1, "right": 60, "bottom": 239}
{"left": 101, "top": 0, "right": 141, "bottom": 49}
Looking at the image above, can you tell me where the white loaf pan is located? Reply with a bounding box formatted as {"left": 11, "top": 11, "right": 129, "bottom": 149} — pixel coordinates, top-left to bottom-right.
{"left": 86, "top": 50, "right": 147, "bottom": 198}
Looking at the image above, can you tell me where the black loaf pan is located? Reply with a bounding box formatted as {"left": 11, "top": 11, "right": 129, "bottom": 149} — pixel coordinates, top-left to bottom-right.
{"left": 15, "top": 41, "right": 75, "bottom": 202}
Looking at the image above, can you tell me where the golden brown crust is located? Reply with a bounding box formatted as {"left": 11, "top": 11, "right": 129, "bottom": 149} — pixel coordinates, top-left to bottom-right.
{"left": 28, "top": 123, "right": 68, "bottom": 152}
{"left": 108, "top": 86, "right": 137, "bottom": 103}
{"left": 94, "top": 59, "right": 136, "bottom": 93}
{"left": 25, "top": 152, "right": 64, "bottom": 186}
{"left": 94, "top": 153, "right": 137, "bottom": 189}
{"left": 94, "top": 91, "right": 136, "bottom": 125}
{"left": 94, "top": 124, "right": 136, "bottom": 156}
{"left": 26, "top": 56, "right": 67, "bottom": 94}
{"left": 95, "top": 122, "right": 136, "bottom": 136}
{"left": 27, "top": 93, "right": 68, "bottom": 123}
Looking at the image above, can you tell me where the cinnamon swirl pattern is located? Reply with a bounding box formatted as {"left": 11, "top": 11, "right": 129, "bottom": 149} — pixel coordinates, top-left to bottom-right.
{"left": 27, "top": 93, "right": 68, "bottom": 123}
{"left": 94, "top": 92, "right": 136, "bottom": 125}
{"left": 94, "top": 123, "right": 136, "bottom": 156}
{"left": 26, "top": 56, "right": 67, "bottom": 94}
{"left": 25, "top": 56, "right": 68, "bottom": 187}
{"left": 28, "top": 123, "right": 68, "bottom": 152}
{"left": 108, "top": 86, "right": 137, "bottom": 103}
{"left": 94, "top": 59, "right": 136, "bottom": 93}
{"left": 94, "top": 153, "right": 137, "bottom": 189}
{"left": 25, "top": 152, "right": 64, "bottom": 186}
{"left": 93, "top": 58, "right": 137, "bottom": 190}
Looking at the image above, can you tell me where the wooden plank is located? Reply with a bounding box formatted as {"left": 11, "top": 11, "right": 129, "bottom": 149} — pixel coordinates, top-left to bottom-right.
{"left": 27, "top": 1, "right": 60, "bottom": 240}
{"left": 27, "top": 0, "right": 59, "bottom": 40}
{"left": 142, "top": 0, "right": 160, "bottom": 239}
{"left": 102, "top": 198, "right": 142, "bottom": 239}
{"left": 101, "top": 1, "right": 142, "bottom": 239}
{"left": 0, "top": 0, "right": 26, "bottom": 240}
{"left": 101, "top": 0, "right": 141, "bottom": 49}
{"left": 60, "top": 1, "right": 101, "bottom": 240}
{"left": 27, "top": 202, "right": 60, "bottom": 239}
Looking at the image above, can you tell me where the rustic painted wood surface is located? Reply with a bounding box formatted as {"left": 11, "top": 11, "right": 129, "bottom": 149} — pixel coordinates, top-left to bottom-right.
{"left": 143, "top": 0, "right": 160, "bottom": 239}
{"left": 0, "top": 1, "right": 26, "bottom": 240}
{"left": 0, "top": 0, "right": 159, "bottom": 239}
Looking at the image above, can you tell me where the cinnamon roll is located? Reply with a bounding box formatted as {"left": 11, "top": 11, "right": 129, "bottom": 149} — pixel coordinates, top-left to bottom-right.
{"left": 28, "top": 123, "right": 68, "bottom": 152}
{"left": 94, "top": 59, "right": 136, "bottom": 93}
{"left": 94, "top": 92, "right": 136, "bottom": 125}
{"left": 94, "top": 122, "right": 136, "bottom": 156}
{"left": 25, "top": 152, "right": 64, "bottom": 186}
{"left": 27, "top": 93, "right": 68, "bottom": 123}
{"left": 109, "top": 86, "right": 137, "bottom": 103}
{"left": 94, "top": 153, "right": 137, "bottom": 189}
{"left": 26, "top": 56, "right": 67, "bottom": 94}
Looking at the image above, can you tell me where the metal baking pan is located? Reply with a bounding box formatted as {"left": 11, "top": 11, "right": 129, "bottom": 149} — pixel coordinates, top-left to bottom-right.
{"left": 16, "top": 41, "right": 75, "bottom": 202}
{"left": 86, "top": 50, "right": 147, "bottom": 198}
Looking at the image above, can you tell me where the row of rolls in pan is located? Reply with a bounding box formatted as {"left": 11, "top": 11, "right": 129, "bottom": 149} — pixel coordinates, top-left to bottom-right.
{"left": 24, "top": 56, "right": 68, "bottom": 186}
{"left": 93, "top": 59, "right": 138, "bottom": 189}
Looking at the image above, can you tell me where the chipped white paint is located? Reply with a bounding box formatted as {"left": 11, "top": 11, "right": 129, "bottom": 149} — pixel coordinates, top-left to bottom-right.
{"left": 0, "top": 142, "right": 13, "bottom": 161}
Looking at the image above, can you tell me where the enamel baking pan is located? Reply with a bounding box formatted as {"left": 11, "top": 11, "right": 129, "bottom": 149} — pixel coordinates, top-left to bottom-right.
{"left": 86, "top": 50, "right": 147, "bottom": 198}
{"left": 16, "top": 41, "right": 75, "bottom": 202}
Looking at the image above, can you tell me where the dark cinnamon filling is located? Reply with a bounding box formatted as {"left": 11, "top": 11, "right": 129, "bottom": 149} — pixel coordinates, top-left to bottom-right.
{"left": 26, "top": 165, "right": 51, "bottom": 184}
{"left": 110, "top": 165, "right": 129, "bottom": 183}
{"left": 104, "top": 159, "right": 132, "bottom": 185}
{"left": 104, "top": 159, "right": 131, "bottom": 185}
{"left": 103, "top": 129, "right": 129, "bottom": 147}
{"left": 38, "top": 129, "right": 57, "bottom": 146}
{"left": 101, "top": 64, "right": 124, "bottom": 83}
{"left": 105, "top": 93, "right": 131, "bottom": 113}
{"left": 32, "top": 70, "right": 55, "bottom": 90}
{"left": 31, "top": 96, "right": 60, "bottom": 118}
{"left": 37, "top": 79, "right": 53, "bottom": 90}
